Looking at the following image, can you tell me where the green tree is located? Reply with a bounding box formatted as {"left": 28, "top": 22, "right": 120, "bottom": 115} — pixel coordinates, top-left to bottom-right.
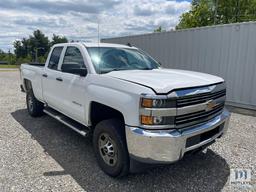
{"left": 13, "top": 30, "right": 68, "bottom": 63}
{"left": 0, "top": 49, "right": 6, "bottom": 62}
{"left": 14, "top": 39, "right": 28, "bottom": 58}
{"left": 29, "top": 30, "right": 50, "bottom": 59}
{"left": 176, "top": 0, "right": 256, "bottom": 30}
{"left": 51, "top": 34, "right": 68, "bottom": 46}
{"left": 14, "top": 30, "right": 49, "bottom": 59}
{"left": 154, "top": 26, "right": 166, "bottom": 32}
{"left": 0, "top": 49, "right": 17, "bottom": 65}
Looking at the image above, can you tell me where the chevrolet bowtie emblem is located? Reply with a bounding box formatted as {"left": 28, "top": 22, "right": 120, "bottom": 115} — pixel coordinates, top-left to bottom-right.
{"left": 206, "top": 100, "right": 218, "bottom": 111}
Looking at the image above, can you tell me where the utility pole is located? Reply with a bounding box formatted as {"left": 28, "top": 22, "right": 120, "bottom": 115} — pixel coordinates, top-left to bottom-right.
{"left": 35, "top": 47, "right": 44, "bottom": 63}
{"left": 27, "top": 45, "right": 31, "bottom": 57}
{"left": 235, "top": 0, "right": 240, "bottom": 22}
{"left": 214, "top": 0, "right": 219, "bottom": 24}
{"left": 35, "top": 48, "right": 38, "bottom": 63}
{"left": 8, "top": 49, "right": 11, "bottom": 65}
{"left": 98, "top": 20, "right": 100, "bottom": 44}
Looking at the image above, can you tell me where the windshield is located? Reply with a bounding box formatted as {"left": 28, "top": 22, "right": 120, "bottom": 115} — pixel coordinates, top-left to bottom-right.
{"left": 86, "top": 47, "right": 160, "bottom": 74}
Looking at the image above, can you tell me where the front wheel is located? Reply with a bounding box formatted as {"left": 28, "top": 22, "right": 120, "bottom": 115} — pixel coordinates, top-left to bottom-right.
{"left": 26, "top": 91, "right": 44, "bottom": 117}
{"left": 93, "top": 119, "right": 129, "bottom": 177}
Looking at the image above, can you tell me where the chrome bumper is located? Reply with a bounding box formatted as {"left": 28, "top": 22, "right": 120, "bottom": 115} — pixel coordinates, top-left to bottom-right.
{"left": 126, "top": 108, "right": 230, "bottom": 164}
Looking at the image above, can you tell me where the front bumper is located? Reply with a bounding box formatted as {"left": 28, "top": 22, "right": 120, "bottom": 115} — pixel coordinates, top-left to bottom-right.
{"left": 126, "top": 108, "right": 230, "bottom": 164}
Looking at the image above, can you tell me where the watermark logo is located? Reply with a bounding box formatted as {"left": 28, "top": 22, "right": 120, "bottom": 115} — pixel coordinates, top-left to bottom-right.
{"left": 230, "top": 168, "right": 253, "bottom": 190}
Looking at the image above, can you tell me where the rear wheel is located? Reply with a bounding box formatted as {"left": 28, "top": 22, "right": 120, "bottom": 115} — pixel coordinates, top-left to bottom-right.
{"left": 93, "top": 119, "right": 129, "bottom": 177}
{"left": 26, "top": 91, "right": 44, "bottom": 117}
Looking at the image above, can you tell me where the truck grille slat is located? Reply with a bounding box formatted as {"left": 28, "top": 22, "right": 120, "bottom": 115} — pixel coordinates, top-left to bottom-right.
{"left": 177, "top": 103, "right": 224, "bottom": 120}
{"left": 177, "top": 89, "right": 226, "bottom": 107}
{"left": 175, "top": 104, "right": 224, "bottom": 124}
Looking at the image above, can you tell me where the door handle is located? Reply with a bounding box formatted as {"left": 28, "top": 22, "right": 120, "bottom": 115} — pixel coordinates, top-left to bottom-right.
{"left": 42, "top": 73, "right": 48, "bottom": 77}
{"left": 56, "top": 77, "right": 63, "bottom": 82}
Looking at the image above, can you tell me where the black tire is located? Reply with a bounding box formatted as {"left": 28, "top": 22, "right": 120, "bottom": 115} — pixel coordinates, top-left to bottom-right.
{"left": 93, "top": 119, "right": 129, "bottom": 177}
{"left": 26, "top": 91, "right": 44, "bottom": 117}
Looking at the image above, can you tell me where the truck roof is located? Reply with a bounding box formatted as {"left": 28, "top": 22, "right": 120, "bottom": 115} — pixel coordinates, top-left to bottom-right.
{"left": 52, "top": 42, "right": 137, "bottom": 49}
{"left": 84, "top": 42, "right": 136, "bottom": 48}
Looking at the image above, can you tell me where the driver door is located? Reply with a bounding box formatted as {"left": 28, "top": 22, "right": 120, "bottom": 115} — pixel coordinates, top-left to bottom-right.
{"left": 57, "top": 46, "right": 88, "bottom": 124}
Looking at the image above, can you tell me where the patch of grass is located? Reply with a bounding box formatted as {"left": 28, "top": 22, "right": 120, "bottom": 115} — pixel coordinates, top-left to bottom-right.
{"left": 0, "top": 65, "right": 19, "bottom": 68}
{"left": 0, "top": 70, "right": 19, "bottom": 72}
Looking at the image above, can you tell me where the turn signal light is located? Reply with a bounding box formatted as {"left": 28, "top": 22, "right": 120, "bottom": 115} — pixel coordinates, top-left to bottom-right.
{"left": 141, "top": 115, "right": 153, "bottom": 125}
{"left": 141, "top": 98, "right": 153, "bottom": 108}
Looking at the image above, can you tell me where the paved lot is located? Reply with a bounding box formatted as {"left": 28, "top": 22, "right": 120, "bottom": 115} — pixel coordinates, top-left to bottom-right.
{"left": 0, "top": 71, "right": 255, "bottom": 192}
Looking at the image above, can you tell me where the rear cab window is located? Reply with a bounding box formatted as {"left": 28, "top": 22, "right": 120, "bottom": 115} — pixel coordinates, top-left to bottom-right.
{"left": 48, "top": 47, "right": 63, "bottom": 70}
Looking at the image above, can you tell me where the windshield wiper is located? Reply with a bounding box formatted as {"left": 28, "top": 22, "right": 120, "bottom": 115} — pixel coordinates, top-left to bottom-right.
{"left": 99, "top": 67, "right": 155, "bottom": 74}
{"left": 136, "top": 67, "right": 154, "bottom": 70}
{"left": 99, "top": 68, "right": 129, "bottom": 74}
{"left": 111, "top": 68, "right": 129, "bottom": 71}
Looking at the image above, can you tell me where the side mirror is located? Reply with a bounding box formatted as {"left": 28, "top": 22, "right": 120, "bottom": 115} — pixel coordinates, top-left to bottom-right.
{"left": 62, "top": 68, "right": 87, "bottom": 77}
{"left": 77, "top": 68, "right": 87, "bottom": 77}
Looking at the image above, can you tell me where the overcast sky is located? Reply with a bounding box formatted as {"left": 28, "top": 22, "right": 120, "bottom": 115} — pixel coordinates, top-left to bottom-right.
{"left": 0, "top": 0, "right": 191, "bottom": 52}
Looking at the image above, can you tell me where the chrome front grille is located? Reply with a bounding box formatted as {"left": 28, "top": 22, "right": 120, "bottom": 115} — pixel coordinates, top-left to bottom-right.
{"left": 176, "top": 89, "right": 226, "bottom": 107}
{"left": 175, "top": 103, "right": 224, "bottom": 128}
{"left": 174, "top": 83, "right": 226, "bottom": 128}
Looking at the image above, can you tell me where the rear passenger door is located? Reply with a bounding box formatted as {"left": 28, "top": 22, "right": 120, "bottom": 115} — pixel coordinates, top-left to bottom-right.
{"left": 42, "top": 46, "right": 64, "bottom": 110}
{"left": 58, "top": 46, "right": 88, "bottom": 123}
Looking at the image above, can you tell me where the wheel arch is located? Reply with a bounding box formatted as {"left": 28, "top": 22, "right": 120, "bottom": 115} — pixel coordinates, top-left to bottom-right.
{"left": 89, "top": 101, "right": 125, "bottom": 128}
{"left": 23, "top": 78, "right": 33, "bottom": 92}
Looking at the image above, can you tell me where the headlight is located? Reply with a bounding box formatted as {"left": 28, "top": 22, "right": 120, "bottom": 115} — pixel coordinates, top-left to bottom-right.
{"left": 141, "top": 115, "right": 174, "bottom": 125}
{"left": 140, "top": 94, "right": 176, "bottom": 127}
{"left": 141, "top": 98, "right": 176, "bottom": 108}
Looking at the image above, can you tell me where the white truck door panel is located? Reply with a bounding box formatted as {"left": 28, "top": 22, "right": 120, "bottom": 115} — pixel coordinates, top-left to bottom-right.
{"left": 59, "top": 73, "right": 87, "bottom": 123}
{"left": 42, "top": 46, "right": 65, "bottom": 110}
{"left": 57, "top": 46, "right": 88, "bottom": 123}
{"left": 43, "top": 69, "right": 64, "bottom": 110}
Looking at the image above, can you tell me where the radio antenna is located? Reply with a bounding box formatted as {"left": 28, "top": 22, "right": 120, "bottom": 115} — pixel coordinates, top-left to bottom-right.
{"left": 97, "top": 20, "right": 100, "bottom": 45}
{"left": 97, "top": 19, "right": 100, "bottom": 73}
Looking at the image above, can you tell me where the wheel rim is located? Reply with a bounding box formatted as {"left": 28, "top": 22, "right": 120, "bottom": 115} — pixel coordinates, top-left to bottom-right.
{"left": 28, "top": 95, "right": 33, "bottom": 112}
{"left": 98, "top": 133, "right": 118, "bottom": 167}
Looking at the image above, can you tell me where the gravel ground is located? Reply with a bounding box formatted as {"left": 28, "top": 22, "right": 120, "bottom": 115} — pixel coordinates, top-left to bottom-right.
{"left": 0, "top": 71, "right": 255, "bottom": 192}
{"left": 0, "top": 68, "right": 18, "bottom": 71}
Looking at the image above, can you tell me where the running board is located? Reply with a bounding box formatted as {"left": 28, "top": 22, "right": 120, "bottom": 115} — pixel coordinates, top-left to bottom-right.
{"left": 43, "top": 107, "right": 90, "bottom": 137}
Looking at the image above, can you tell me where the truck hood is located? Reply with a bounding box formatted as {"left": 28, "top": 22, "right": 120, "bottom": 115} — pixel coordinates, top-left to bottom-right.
{"left": 105, "top": 69, "right": 223, "bottom": 94}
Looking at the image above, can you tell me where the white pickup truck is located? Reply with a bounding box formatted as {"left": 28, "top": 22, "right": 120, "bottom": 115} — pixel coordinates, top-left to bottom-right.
{"left": 20, "top": 42, "right": 230, "bottom": 177}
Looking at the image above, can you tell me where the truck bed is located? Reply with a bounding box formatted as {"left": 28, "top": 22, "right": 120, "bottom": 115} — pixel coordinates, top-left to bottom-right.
{"left": 20, "top": 63, "right": 45, "bottom": 101}
{"left": 25, "top": 62, "right": 45, "bottom": 67}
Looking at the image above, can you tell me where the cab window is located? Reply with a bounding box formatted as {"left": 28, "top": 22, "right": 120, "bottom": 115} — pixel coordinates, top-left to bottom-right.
{"left": 62, "top": 46, "right": 86, "bottom": 72}
{"left": 48, "top": 47, "right": 63, "bottom": 70}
